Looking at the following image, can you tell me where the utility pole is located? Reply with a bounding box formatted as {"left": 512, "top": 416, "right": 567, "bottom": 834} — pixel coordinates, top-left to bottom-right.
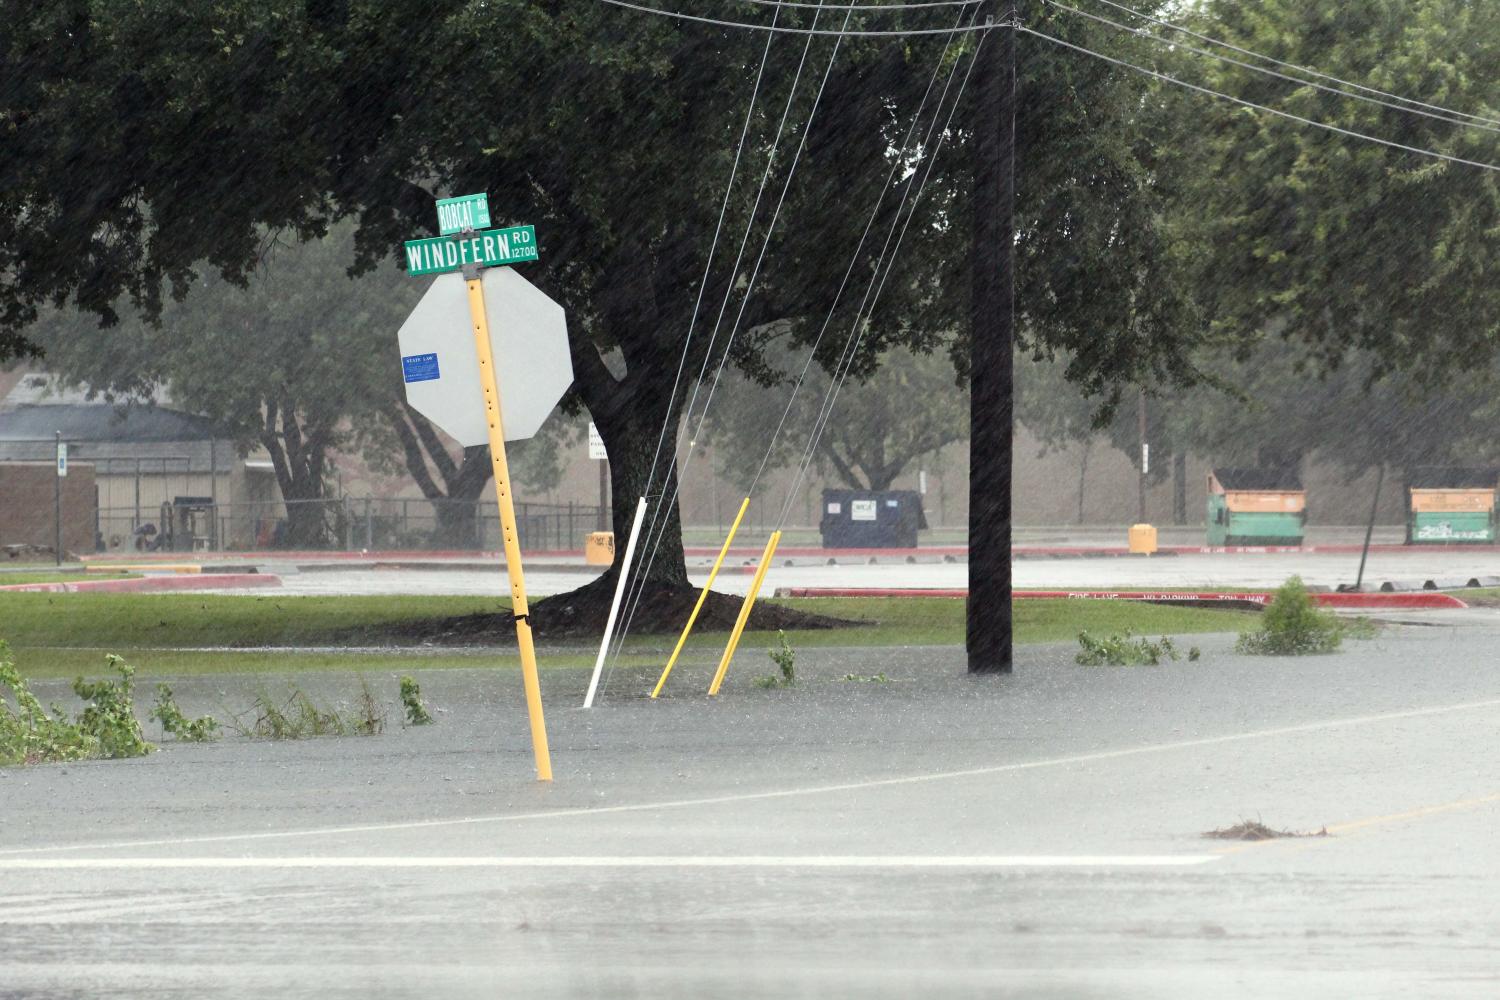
{"left": 968, "top": 2, "right": 1017, "bottom": 674}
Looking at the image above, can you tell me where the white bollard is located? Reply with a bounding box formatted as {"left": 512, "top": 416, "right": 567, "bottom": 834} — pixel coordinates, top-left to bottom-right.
{"left": 583, "top": 496, "right": 648, "bottom": 709}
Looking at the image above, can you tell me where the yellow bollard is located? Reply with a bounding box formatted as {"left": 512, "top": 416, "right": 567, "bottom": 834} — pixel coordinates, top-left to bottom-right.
{"left": 652, "top": 497, "right": 750, "bottom": 698}
{"left": 1128, "top": 523, "right": 1158, "bottom": 555}
{"left": 708, "top": 530, "right": 782, "bottom": 697}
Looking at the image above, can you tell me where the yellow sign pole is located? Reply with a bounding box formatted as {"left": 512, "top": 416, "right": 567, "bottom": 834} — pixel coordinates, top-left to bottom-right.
{"left": 465, "top": 275, "right": 553, "bottom": 782}
{"left": 651, "top": 496, "right": 751, "bottom": 699}
{"left": 707, "top": 529, "right": 782, "bottom": 697}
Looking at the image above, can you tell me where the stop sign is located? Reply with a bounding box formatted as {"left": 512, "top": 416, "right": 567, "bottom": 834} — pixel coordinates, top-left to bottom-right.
{"left": 397, "top": 267, "right": 573, "bottom": 445}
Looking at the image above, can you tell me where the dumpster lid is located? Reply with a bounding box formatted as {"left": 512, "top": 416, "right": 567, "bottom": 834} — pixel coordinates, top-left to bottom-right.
{"left": 1211, "top": 467, "right": 1303, "bottom": 492}
{"left": 1408, "top": 467, "right": 1499, "bottom": 490}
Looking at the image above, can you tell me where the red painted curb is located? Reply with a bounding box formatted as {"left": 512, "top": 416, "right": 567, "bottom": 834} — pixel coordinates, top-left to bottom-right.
{"left": 774, "top": 587, "right": 1469, "bottom": 609}
{"left": 690, "top": 545, "right": 966, "bottom": 559}
{"left": 0, "top": 574, "right": 281, "bottom": 594}
{"left": 81, "top": 549, "right": 575, "bottom": 563}
{"left": 776, "top": 588, "right": 969, "bottom": 599}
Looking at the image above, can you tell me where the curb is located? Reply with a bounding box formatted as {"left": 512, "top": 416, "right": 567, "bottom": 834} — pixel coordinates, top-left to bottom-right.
{"left": 0, "top": 574, "right": 281, "bottom": 594}
{"left": 774, "top": 587, "right": 1469, "bottom": 609}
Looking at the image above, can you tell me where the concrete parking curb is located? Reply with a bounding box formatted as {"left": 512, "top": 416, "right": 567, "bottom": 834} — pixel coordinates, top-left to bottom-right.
{"left": 773, "top": 587, "right": 1470, "bottom": 609}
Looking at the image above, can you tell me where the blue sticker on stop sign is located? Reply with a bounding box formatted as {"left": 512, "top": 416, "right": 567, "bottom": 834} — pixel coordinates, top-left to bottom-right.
{"left": 402, "top": 353, "right": 440, "bottom": 383}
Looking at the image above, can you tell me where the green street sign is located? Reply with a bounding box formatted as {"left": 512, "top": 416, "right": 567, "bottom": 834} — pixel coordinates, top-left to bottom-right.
{"left": 403, "top": 225, "right": 539, "bottom": 277}
{"left": 435, "top": 192, "right": 491, "bottom": 236}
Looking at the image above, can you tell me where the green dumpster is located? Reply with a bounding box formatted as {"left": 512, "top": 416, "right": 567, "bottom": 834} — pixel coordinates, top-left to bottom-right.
{"left": 1206, "top": 468, "right": 1306, "bottom": 547}
{"left": 1407, "top": 467, "right": 1497, "bottom": 544}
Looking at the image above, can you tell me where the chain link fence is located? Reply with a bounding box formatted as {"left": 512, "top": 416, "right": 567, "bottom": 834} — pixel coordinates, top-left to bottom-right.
{"left": 97, "top": 497, "right": 605, "bottom": 554}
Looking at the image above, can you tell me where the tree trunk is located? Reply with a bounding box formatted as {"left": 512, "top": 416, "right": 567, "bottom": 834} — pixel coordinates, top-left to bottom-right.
{"left": 282, "top": 490, "right": 334, "bottom": 549}
{"left": 1172, "top": 451, "right": 1188, "bottom": 526}
{"left": 1077, "top": 439, "right": 1091, "bottom": 525}
{"left": 388, "top": 405, "right": 494, "bottom": 549}
{"left": 432, "top": 449, "right": 491, "bottom": 549}
{"left": 261, "top": 401, "right": 336, "bottom": 549}
{"left": 596, "top": 405, "right": 690, "bottom": 590}
{"left": 433, "top": 500, "right": 480, "bottom": 550}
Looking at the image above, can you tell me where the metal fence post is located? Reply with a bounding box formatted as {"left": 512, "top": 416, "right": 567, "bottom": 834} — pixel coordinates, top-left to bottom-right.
{"left": 364, "top": 497, "right": 374, "bottom": 551}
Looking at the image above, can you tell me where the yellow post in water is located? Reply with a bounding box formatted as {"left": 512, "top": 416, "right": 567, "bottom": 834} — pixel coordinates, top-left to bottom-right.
{"left": 708, "top": 530, "right": 782, "bottom": 697}
{"left": 465, "top": 275, "right": 553, "bottom": 781}
{"left": 652, "top": 497, "right": 751, "bottom": 699}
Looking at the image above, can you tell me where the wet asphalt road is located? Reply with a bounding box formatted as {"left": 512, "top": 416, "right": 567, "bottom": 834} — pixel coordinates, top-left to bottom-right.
{"left": 236, "top": 545, "right": 1500, "bottom": 596}
{"left": 2, "top": 621, "right": 1499, "bottom": 998}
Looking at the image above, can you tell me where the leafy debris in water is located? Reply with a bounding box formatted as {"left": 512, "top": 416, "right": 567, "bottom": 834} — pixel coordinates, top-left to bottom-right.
{"left": 1203, "top": 819, "right": 1329, "bottom": 841}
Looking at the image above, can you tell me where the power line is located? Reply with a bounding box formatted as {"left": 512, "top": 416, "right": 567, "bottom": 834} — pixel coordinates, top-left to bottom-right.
{"left": 1044, "top": 0, "right": 1500, "bottom": 135}
{"left": 1082, "top": 0, "right": 1500, "bottom": 129}
{"left": 603, "top": 1, "right": 858, "bottom": 690}
{"left": 600, "top": 0, "right": 999, "bottom": 36}
{"left": 601, "top": 0, "right": 834, "bottom": 698}
{"left": 634, "top": 0, "right": 783, "bottom": 545}
{"left": 748, "top": 3, "right": 980, "bottom": 497}
{"left": 594, "top": 4, "right": 789, "bottom": 708}
{"left": 1019, "top": 26, "right": 1500, "bottom": 174}
{"left": 778, "top": 22, "right": 983, "bottom": 528}
{"left": 735, "top": 0, "right": 982, "bottom": 9}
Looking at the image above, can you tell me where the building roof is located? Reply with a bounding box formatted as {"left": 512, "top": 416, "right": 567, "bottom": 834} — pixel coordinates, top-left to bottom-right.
{"left": 0, "top": 402, "right": 225, "bottom": 443}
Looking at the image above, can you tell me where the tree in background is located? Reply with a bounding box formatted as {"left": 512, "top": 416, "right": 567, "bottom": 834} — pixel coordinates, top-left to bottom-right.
{"left": 1180, "top": 0, "right": 1500, "bottom": 380}
{"left": 1015, "top": 349, "right": 1188, "bottom": 522}
{"left": 1, "top": 0, "right": 1210, "bottom": 627}
{"left": 706, "top": 344, "right": 967, "bottom": 497}
{"left": 23, "top": 229, "right": 412, "bottom": 547}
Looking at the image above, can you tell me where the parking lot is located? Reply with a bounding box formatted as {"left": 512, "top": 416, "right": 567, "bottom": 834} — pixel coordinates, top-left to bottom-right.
{"left": 220, "top": 542, "right": 1500, "bottom": 597}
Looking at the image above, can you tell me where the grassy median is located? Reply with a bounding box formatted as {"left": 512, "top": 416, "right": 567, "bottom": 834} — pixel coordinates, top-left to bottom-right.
{"left": 0, "top": 591, "right": 1259, "bottom": 678}
{"left": 0, "top": 571, "right": 139, "bottom": 587}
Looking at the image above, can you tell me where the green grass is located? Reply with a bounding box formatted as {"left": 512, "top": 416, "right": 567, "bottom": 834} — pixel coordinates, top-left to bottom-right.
{"left": 1452, "top": 587, "right": 1500, "bottom": 598}
{"left": 0, "top": 592, "right": 1259, "bottom": 678}
{"left": 1012, "top": 599, "right": 1256, "bottom": 644}
{"left": 0, "top": 593, "right": 510, "bottom": 648}
{"left": 0, "top": 571, "right": 139, "bottom": 586}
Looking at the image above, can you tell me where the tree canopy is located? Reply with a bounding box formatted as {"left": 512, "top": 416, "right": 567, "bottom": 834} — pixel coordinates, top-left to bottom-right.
{"left": 3, "top": 0, "right": 1204, "bottom": 600}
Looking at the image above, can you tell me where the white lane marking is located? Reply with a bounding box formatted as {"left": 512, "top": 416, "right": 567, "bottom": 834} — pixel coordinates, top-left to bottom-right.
{"left": 0, "top": 855, "right": 1218, "bottom": 871}
{"left": 6, "top": 695, "right": 1500, "bottom": 857}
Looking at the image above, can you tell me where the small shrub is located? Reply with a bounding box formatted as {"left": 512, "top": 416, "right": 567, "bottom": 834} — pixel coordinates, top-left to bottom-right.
{"left": 71, "top": 656, "right": 153, "bottom": 759}
{"left": 1236, "top": 576, "right": 1345, "bottom": 655}
{"left": 150, "top": 683, "right": 220, "bottom": 742}
{"left": 351, "top": 677, "right": 385, "bottom": 736}
{"left": 1, "top": 641, "right": 94, "bottom": 765}
{"left": 2, "top": 646, "right": 154, "bottom": 765}
{"left": 1076, "top": 630, "right": 1189, "bottom": 666}
{"left": 756, "top": 631, "right": 797, "bottom": 689}
{"left": 227, "top": 683, "right": 383, "bottom": 740}
{"left": 399, "top": 675, "right": 433, "bottom": 726}
{"left": 840, "top": 672, "right": 891, "bottom": 683}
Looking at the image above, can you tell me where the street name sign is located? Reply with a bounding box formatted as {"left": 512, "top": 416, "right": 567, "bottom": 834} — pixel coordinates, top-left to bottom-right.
{"left": 403, "top": 225, "right": 537, "bottom": 276}
{"left": 435, "top": 192, "right": 491, "bottom": 236}
{"left": 397, "top": 195, "right": 556, "bottom": 782}
{"left": 397, "top": 267, "right": 573, "bottom": 445}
